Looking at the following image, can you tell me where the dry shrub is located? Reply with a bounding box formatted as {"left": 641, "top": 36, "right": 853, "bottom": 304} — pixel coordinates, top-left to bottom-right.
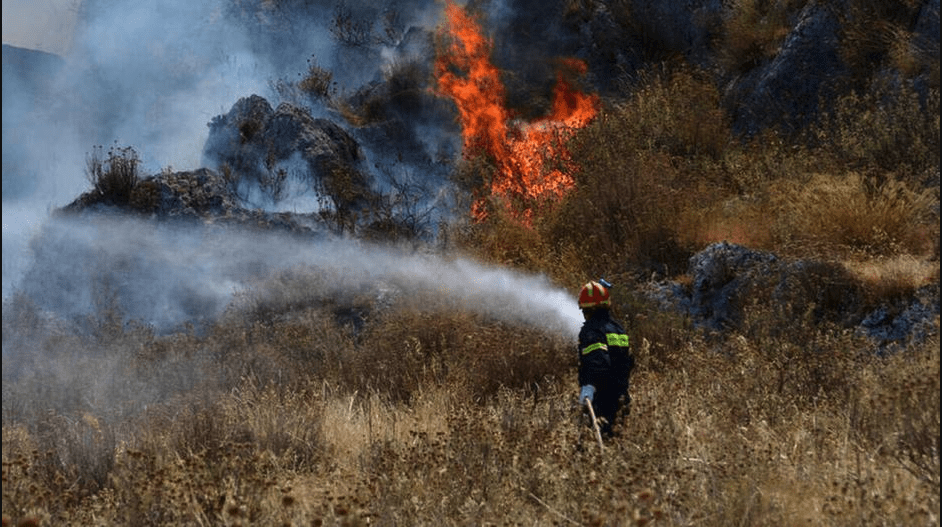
{"left": 348, "top": 384, "right": 596, "bottom": 524}
{"left": 851, "top": 333, "right": 941, "bottom": 487}
{"left": 101, "top": 385, "right": 325, "bottom": 524}
{"left": 609, "top": 0, "right": 704, "bottom": 62}
{"left": 887, "top": 23, "right": 941, "bottom": 84}
{"left": 544, "top": 143, "right": 690, "bottom": 275}
{"left": 2, "top": 413, "right": 116, "bottom": 520}
{"left": 229, "top": 266, "right": 336, "bottom": 324}
{"left": 350, "top": 296, "right": 572, "bottom": 403}
{"left": 226, "top": 382, "right": 324, "bottom": 468}
{"left": 614, "top": 65, "right": 732, "bottom": 160}
{"left": 85, "top": 144, "right": 141, "bottom": 206}
{"left": 360, "top": 165, "right": 438, "bottom": 245}
{"left": 327, "top": 58, "right": 431, "bottom": 130}
{"left": 208, "top": 310, "right": 357, "bottom": 391}
{"left": 315, "top": 162, "right": 377, "bottom": 234}
{"left": 456, "top": 202, "right": 552, "bottom": 271}
{"left": 331, "top": 306, "right": 470, "bottom": 402}
{"left": 298, "top": 55, "right": 334, "bottom": 100}
{"left": 329, "top": 0, "right": 372, "bottom": 47}
{"left": 817, "top": 80, "right": 940, "bottom": 178}
{"left": 445, "top": 152, "right": 572, "bottom": 273}
{"left": 838, "top": 0, "right": 928, "bottom": 79}
{"left": 769, "top": 172, "right": 938, "bottom": 257}
{"left": 717, "top": 0, "right": 803, "bottom": 74}
{"left": 617, "top": 289, "right": 695, "bottom": 375}
{"left": 843, "top": 254, "right": 940, "bottom": 301}
{"left": 382, "top": 58, "right": 431, "bottom": 115}
{"left": 675, "top": 138, "right": 825, "bottom": 252}
{"left": 538, "top": 65, "right": 734, "bottom": 275}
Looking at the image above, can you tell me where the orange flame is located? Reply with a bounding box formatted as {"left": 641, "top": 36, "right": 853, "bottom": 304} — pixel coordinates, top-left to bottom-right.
{"left": 435, "top": 1, "right": 599, "bottom": 225}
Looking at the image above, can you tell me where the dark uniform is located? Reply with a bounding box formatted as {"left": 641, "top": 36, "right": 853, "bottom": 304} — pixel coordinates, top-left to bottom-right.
{"left": 578, "top": 308, "right": 634, "bottom": 437}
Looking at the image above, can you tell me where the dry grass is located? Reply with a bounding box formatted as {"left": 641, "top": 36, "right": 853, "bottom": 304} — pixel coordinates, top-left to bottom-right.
{"left": 844, "top": 254, "right": 940, "bottom": 293}
{"left": 768, "top": 172, "right": 939, "bottom": 258}
{"left": 298, "top": 56, "right": 335, "bottom": 101}
{"left": 3, "top": 277, "right": 939, "bottom": 526}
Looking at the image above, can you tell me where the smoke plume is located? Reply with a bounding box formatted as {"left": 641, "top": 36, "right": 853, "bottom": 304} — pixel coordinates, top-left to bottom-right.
{"left": 3, "top": 0, "right": 584, "bottom": 341}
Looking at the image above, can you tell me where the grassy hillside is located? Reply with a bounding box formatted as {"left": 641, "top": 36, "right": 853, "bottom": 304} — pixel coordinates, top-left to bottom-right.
{"left": 3, "top": 3, "right": 940, "bottom": 527}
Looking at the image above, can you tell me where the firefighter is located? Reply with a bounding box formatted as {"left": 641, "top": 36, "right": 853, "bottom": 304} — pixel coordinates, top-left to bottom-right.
{"left": 577, "top": 278, "right": 634, "bottom": 438}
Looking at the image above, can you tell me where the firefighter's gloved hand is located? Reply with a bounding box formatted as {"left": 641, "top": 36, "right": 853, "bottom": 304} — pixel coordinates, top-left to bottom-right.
{"left": 580, "top": 385, "right": 596, "bottom": 404}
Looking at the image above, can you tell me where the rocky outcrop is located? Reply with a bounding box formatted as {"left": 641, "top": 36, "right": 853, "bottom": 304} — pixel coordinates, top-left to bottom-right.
{"left": 721, "top": 2, "right": 847, "bottom": 138}
{"left": 62, "top": 167, "right": 324, "bottom": 236}
{"left": 202, "top": 95, "right": 376, "bottom": 212}
{"left": 127, "top": 168, "right": 238, "bottom": 217}
{"left": 858, "top": 284, "right": 940, "bottom": 348}
{"left": 563, "top": 0, "right": 937, "bottom": 139}
{"left": 644, "top": 242, "right": 939, "bottom": 350}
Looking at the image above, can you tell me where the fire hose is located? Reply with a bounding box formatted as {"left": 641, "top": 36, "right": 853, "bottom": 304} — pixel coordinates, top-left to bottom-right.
{"left": 583, "top": 396, "right": 605, "bottom": 452}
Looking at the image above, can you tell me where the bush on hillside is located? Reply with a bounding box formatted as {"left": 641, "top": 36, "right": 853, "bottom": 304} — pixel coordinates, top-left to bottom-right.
{"left": 769, "top": 172, "right": 938, "bottom": 258}
{"left": 537, "top": 67, "right": 729, "bottom": 276}
{"left": 85, "top": 144, "right": 141, "bottom": 206}
{"left": 814, "top": 80, "right": 940, "bottom": 180}
{"left": 716, "top": 0, "right": 802, "bottom": 74}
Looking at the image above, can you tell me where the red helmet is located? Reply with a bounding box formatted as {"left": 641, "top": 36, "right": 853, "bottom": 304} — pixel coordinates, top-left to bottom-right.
{"left": 578, "top": 280, "right": 611, "bottom": 309}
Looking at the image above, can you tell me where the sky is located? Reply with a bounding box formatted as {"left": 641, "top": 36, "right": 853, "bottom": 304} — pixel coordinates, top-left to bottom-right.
{"left": 2, "top": 0, "right": 79, "bottom": 56}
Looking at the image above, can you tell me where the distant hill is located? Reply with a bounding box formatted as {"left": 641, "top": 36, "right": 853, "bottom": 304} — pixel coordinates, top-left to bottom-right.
{"left": 2, "top": 43, "right": 66, "bottom": 120}
{"left": 2, "top": 43, "right": 64, "bottom": 94}
{"left": 3, "top": 44, "right": 67, "bottom": 199}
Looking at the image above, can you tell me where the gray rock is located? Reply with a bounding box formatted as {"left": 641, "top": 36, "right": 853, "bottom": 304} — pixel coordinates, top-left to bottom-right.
{"left": 687, "top": 241, "right": 778, "bottom": 330}
{"left": 203, "top": 95, "right": 375, "bottom": 212}
{"left": 644, "top": 242, "right": 938, "bottom": 349}
{"left": 722, "top": 2, "right": 847, "bottom": 138}
{"left": 857, "top": 284, "right": 940, "bottom": 351}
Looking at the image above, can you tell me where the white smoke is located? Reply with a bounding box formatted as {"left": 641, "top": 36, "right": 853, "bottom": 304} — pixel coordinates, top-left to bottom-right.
{"left": 1, "top": 0, "right": 79, "bottom": 56}
{"left": 16, "top": 213, "right": 583, "bottom": 336}
{"left": 3, "top": 0, "right": 273, "bottom": 298}
{"left": 2, "top": 0, "right": 468, "bottom": 299}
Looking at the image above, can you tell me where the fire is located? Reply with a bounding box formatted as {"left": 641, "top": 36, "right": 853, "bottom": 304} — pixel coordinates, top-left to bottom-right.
{"left": 435, "top": 1, "right": 599, "bottom": 225}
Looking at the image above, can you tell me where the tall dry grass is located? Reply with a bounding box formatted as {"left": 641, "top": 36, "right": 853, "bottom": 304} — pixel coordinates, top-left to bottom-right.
{"left": 3, "top": 275, "right": 939, "bottom": 526}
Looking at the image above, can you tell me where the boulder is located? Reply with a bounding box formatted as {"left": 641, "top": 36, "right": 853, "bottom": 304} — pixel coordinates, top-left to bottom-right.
{"left": 62, "top": 166, "right": 322, "bottom": 237}
{"left": 202, "top": 95, "right": 375, "bottom": 212}
{"left": 685, "top": 241, "right": 780, "bottom": 330}
{"left": 721, "top": 2, "right": 847, "bottom": 138}
{"left": 644, "top": 241, "right": 938, "bottom": 350}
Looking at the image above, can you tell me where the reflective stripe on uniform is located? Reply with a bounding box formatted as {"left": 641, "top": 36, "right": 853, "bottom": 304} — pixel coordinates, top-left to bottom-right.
{"left": 606, "top": 333, "right": 629, "bottom": 347}
{"left": 582, "top": 334, "right": 628, "bottom": 355}
{"left": 581, "top": 342, "right": 608, "bottom": 354}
